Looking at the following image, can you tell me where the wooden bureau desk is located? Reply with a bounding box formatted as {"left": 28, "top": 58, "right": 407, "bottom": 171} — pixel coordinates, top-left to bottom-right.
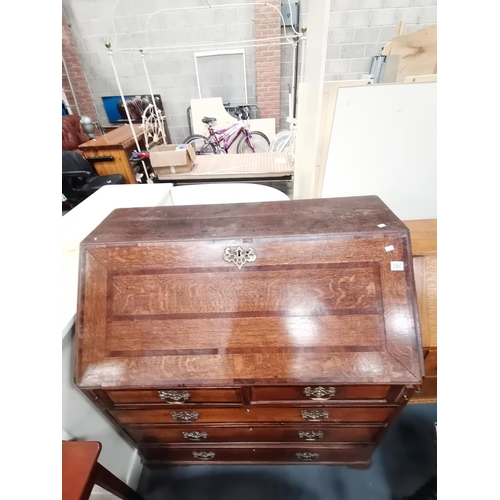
{"left": 78, "top": 124, "right": 147, "bottom": 184}
{"left": 75, "top": 196, "right": 424, "bottom": 467}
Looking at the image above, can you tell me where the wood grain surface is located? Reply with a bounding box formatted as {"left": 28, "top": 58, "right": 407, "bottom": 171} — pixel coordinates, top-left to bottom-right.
{"left": 75, "top": 196, "right": 424, "bottom": 465}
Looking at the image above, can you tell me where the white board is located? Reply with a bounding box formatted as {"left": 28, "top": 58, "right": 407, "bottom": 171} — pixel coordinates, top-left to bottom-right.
{"left": 321, "top": 82, "right": 436, "bottom": 220}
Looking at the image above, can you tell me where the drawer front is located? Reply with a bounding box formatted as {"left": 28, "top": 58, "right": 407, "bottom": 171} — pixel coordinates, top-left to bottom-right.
{"left": 140, "top": 445, "right": 374, "bottom": 464}
{"left": 111, "top": 406, "right": 394, "bottom": 425}
{"left": 127, "top": 424, "right": 383, "bottom": 444}
{"left": 105, "top": 388, "right": 241, "bottom": 406}
{"left": 251, "top": 385, "right": 392, "bottom": 403}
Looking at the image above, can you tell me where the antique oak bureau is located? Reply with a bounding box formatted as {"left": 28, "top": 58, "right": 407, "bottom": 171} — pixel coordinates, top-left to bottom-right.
{"left": 75, "top": 196, "right": 423, "bottom": 467}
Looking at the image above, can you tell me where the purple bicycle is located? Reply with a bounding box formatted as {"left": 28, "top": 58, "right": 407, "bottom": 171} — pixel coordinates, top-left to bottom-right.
{"left": 183, "top": 106, "right": 270, "bottom": 155}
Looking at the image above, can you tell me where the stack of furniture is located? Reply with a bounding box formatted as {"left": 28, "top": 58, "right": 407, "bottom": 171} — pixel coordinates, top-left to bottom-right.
{"left": 75, "top": 196, "right": 424, "bottom": 467}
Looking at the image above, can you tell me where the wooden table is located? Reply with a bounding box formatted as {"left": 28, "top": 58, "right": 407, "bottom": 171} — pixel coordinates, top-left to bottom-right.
{"left": 154, "top": 152, "right": 294, "bottom": 185}
{"left": 403, "top": 219, "right": 437, "bottom": 404}
{"left": 62, "top": 441, "right": 144, "bottom": 500}
{"left": 79, "top": 125, "right": 147, "bottom": 184}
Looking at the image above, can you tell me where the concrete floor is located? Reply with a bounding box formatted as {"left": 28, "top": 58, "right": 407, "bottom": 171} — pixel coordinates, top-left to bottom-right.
{"left": 137, "top": 403, "right": 437, "bottom": 500}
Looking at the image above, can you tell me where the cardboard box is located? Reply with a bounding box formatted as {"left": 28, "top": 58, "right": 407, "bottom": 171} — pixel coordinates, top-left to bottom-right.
{"left": 149, "top": 144, "right": 197, "bottom": 174}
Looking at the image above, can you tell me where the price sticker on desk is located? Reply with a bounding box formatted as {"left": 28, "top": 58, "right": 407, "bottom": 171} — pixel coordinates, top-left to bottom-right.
{"left": 390, "top": 261, "right": 405, "bottom": 271}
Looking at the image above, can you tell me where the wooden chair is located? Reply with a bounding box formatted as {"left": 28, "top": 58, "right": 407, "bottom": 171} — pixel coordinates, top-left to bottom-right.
{"left": 62, "top": 441, "right": 145, "bottom": 500}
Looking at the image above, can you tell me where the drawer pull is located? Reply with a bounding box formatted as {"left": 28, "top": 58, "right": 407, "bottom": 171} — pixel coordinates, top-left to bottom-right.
{"left": 298, "top": 430, "right": 324, "bottom": 441}
{"left": 158, "top": 390, "right": 190, "bottom": 403}
{"left": 301, "top": 410, "right": 329, "bottom": 421}
{"left": 223, "top": 246, "right": 257, "bottom": 269}
{"left": 303, "top": 386, "right": 336, "bottom": 400}
{"left": 183, "top": 431, "right": 208, "bottom": 441}
{"left": 171, "top": 411, "right": 199, "bottom": 423}
{"left": 296, "top": 452, "right": 319, "bottom": 461}
{"left": 193, "top": 451, "right": 215, "bottom": 461}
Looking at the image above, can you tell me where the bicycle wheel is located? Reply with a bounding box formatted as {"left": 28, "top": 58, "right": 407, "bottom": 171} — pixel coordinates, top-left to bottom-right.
{"left": 183, "top": 135, "right": 216, "bottom": 155}
{"left": 270, "top": 130, "right": 293, "bottom": 152}
{"left": 236, "top": 131, "right": 270, "bottom": 154}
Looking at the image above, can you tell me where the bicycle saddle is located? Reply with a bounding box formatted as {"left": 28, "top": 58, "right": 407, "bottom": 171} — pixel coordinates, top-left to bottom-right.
{"left": 201, "top": 116, "right": 216, "bottom": 124}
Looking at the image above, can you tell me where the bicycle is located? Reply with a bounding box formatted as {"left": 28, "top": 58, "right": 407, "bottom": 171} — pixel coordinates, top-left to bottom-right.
{"left": 182, "top": 106, "right": 270, "bottom": 155}
{"left": 270, "top": 116, "right": 296, "bottom": 153}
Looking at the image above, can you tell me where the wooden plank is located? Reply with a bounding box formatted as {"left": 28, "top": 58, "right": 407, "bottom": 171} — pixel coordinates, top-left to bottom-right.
{"left": 396, "top": 21, "right": 406, "bottom": 37}
{"left": 381, "top": 55, "right": 401, "bottom": 83}
{"left": 404, "top": 74, "right": 438, "bottom": 83}
{"left": 403, "top": 219, "right": 437, "bottom": 254}
{"left": 389, "top": 25, "right": 437, "bottom": 82}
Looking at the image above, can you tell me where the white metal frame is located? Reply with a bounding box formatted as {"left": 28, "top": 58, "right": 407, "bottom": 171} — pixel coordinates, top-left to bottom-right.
{"left": 194, "top": 49, "right": 248, "bottom": 103}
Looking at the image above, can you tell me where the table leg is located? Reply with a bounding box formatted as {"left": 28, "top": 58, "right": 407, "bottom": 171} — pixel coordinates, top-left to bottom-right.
{"left": 94, "top": 462, "right": 145, "bottom": 500}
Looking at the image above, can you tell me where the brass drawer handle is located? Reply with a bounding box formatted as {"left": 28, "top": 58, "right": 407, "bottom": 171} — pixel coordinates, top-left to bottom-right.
{"left": 303, "top": 386, "right": 336, "bottom": 400}
{"left": 223, "top": 246, "right": 256, "bottom": 269}
{"left": 301, "top": 410, "right": 329, "bottom": 421}
{"left": 158, "top": 390, "right": 190, "bottom": 403}
{"left": 193, "top": 451, "right": 215, "bottom": 461}
{"left": 296, "top": 452, "right": 319, "bottom": 461}
{"left": 183, "top": 431, "right": 208, "bottom": 441}
{"left": 298, "top": 430, "right": 323, "bottom": 441}
{"left": 171, "top": 411, "right": 199, "bottom": 423}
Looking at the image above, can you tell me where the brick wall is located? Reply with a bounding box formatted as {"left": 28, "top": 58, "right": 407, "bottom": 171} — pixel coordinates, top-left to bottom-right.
{"left": 62, "top": 11, "right": 97, "bottom": 120}
{"left": 255, "top": 0, "right": 281, "bottom": 132}
{"left": 280, "top": 0, "right": 437, "bottom": 129}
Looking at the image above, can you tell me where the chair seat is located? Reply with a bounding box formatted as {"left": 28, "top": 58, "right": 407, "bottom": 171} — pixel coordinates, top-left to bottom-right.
{"left": 201, "top": 116, "right": 216, "bottom": 124}
{"left": 80, "top": 174, "right": 125, "bottom": 193}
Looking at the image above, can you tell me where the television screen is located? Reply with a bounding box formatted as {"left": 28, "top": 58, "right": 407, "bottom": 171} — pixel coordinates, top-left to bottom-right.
{"left": 102, "top": 94, "right": 164, "bottom": 123}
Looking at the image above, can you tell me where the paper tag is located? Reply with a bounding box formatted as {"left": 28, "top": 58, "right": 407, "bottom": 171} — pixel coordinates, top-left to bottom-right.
{"left": 390, "top": 261, "right": 404, "bottom": 271}
{"left": 385, "top": 245, "right": 395, "bottom": 252}
{"left": 377, "top": 223, "right": 386, "bottom": 228}
{"left": 170, "top": 165, "right": 176, "bottom": 174}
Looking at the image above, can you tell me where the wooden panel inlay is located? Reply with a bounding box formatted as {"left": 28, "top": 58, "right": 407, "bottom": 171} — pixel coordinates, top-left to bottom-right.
{"left": 106, "top": 315, "right": 385, "bottom": 357}
{"left": 110, "top": 263, "right": 382, "bottom": 317}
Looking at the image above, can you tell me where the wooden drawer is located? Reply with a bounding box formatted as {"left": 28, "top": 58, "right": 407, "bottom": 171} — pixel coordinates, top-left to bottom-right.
{"left": 140, "top": 444, "right": 375, "bottom": 464}
{"left": 251, "top": 385, "right": 392, "bottom": 403}
{"left": 110, "top": 406, "right": 394, "bottom": 425}
{"left": 127, "top": 424, "right": 383, "bottom": 444}
{"left": 105, "top": 388, "right": 241, "bottom": 406}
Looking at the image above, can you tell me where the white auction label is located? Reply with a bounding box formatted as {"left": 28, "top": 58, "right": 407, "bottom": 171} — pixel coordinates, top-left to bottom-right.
{"left": 390, "top": 261, "right": 405, "bottom": 271}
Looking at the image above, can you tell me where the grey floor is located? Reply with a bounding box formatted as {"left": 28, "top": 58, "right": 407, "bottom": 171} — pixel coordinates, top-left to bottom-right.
{"left": 137, "top": 403, "right": 437, "bottom": 500}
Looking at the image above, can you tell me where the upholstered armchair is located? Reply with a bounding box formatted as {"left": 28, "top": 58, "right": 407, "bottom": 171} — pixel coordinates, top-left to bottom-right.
{"left": 62, "top": 115, "right": 90, "bottom": 154}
